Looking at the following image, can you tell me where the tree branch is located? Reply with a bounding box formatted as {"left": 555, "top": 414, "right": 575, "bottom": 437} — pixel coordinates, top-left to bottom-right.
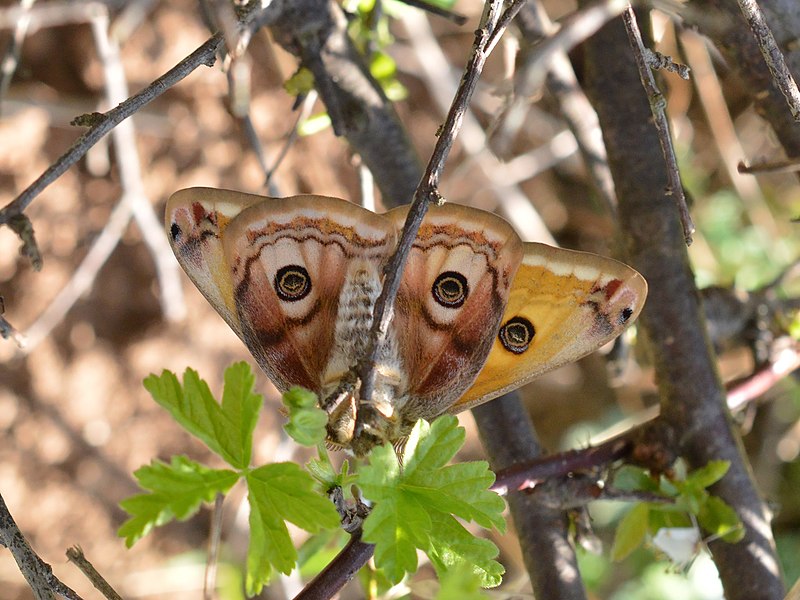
{"left": 581, "top": 11, "right": 784, "bottom": 599}
{"left": 0, "top": 492, "right": 82, "bottom": 600}
{"left": 0, "top": 33, "right": 222, "bottom": 228}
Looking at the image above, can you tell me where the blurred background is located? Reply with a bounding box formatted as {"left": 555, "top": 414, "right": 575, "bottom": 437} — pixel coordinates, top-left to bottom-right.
{"left": 0, "top": 1, "right": 799, "bottom": 598}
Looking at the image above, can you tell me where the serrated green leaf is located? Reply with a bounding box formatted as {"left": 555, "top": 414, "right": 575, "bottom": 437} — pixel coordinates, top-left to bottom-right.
{"left": 405, "top": 462, "right": 506, "bottom": 531}
{"left": 118, "top": 456, "right": 238, "bottom": 546}
{"left": 435, "top": 562, "right": 489, "bottom": 600}
{"left": 426, "top": 512, "right": 504, "bottom": 588}
{"left": 357, "top": 441, "right": 402, "bottom": 500}
{"left": 245, "top": 462, "right": 340, "bottom": 592}
{"left": 685, "top": 460, "right": 730, "bottom": 489}
{"left": 118, "top": 493, "right": 174, "bottom": 547}
{"left": 362, "top": 494, "right": 431, "bottom": 583}
{"left": 697, "top": 495, "right": 744, "bottom": 542}
{"left": 612, "top": 503, "right": 650, "bottom": 561}
{"left": 221, "top": 362, "right": 262, "bottom": 466}
{"left": 404, "top": 416, "right": 465, "bottom": 474}
{"left": 143, "top": 363, "right": 261, "bottom": 468}
{"left": 360, "top": 417, "right": 505, "bottom": 585}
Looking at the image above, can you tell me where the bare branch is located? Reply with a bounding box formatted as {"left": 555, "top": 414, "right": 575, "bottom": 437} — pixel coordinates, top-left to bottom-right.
{"left": 512, "top": 0, "right": 618, "bottom": 215}
{"left": 292, "top": 532, "right": 374, "bottom": 600}
{"left": 89, "top": 10, "right": 186, "bottom": 321}
{"left": 65, "top": 547, "right": 122, "bottom": 600}
{"left": 0, "top": 33, "right": 223, "bottom": 228}
{"left": 738, "top": 0, "right": 800, "bottom": 121}
{"left": 738, "top": 157, "right": 800, "bottom": 173}
{"left": 357, "top": 0, "right": 524, "bottom": 408}
{"left": 0, "top": 492, "right": 83, "bottom": 600}
{"left": 622, "top": 7, "right": 695, "bottom": 245}
{"left": 0, "top": 0, "right": 36, "bottom": 113}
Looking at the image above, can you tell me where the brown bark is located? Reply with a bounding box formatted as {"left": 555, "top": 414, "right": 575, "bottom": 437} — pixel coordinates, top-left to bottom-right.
{"left": 474, "top": 395, "right": 588, "bottom": 600}
{"left": 581, "top": 14, "right": 784, "bottom": 600}
{"left": 265, "top": 0, "right": 422, "bottom": 208}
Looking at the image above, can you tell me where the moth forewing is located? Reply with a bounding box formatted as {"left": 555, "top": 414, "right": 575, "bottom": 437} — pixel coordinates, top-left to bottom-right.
{"left": 453, "top": 244, "right": 647, "bottom": 412}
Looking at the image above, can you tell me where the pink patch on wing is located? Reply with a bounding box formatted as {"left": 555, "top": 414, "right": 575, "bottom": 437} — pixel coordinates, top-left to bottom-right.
{"left": 191, "top": 202, "right": 211, "bottom": 226}
{"left": 600, "top": 278, "right": 622, "bottom": 299}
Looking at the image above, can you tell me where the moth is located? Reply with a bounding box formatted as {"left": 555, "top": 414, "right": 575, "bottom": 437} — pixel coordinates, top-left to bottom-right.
{"left": 166, "top": 187, "right": 647, "bottom": 456}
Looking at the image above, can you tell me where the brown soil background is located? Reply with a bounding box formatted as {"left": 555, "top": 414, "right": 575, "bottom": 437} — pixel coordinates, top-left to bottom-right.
{"left": 1, "top": 1, "right": 799, "bottom": 599}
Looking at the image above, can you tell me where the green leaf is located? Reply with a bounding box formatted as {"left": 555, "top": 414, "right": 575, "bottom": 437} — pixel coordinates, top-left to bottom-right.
{"left": 282, "top": 387, "right": 328, "bottom": 447}
{"left": 426, "top": 512, "right": 504, "bottom": 587}
{"left": 370, "top": 51, "right": 396, "bottom": 80}
{"left": 359, "top": 416, "right": 506, "bottom": 584}
{"left": 435, "top": 562, "right": 490, "bottom": 600}
{"left": 143, "top": 363, "right": 261, "bottom": 469}
{"left": 363, "top": 494, "right": 431, "bottom": 583}
{"left": 298, "top": 113, "right": 332, "bottom": 136}
{"left": 612, "top": 502, "right": 650, "bottom": 561}
{"left": 404, "top": 461, "right": 506, "bottom": 531}
{"left": 685, "top": 460, "right": 730, "bottom": 489}
{"left": 404, "top": 416, "right": 466, "bottom": 474}
{"left": 307, "top": 448, "right": 356, "bottom": 490}
{"left": 118, "top": 456, "right": 238, "bottom": 546}
{"left": 613, "top": 465, "right": 660, "bottom": 493}
{"left": 283, "top": 67, "right": 315, "bottom": 96}
{"left": 245, "top": 463, "right": 340, "bottom": 594}
{"left": 697, "top": 495, "right": 744, "bottom": 542}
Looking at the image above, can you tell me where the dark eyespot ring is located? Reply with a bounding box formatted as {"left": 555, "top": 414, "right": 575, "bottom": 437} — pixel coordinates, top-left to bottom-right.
{"left": 432, "top": 271, "right": 469, "bottom": 308}
{"left": 499, "top": 317, "right": 535, "bottom": 354}
{"left": 274, "top": 265, "right": 311, "bottom": 302}
{"left": 619, "top": 307, "right": 634, "bottom": 325}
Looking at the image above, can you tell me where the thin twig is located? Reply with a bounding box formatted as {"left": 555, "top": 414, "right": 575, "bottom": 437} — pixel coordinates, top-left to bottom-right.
{"left": 738, "top": 157, "right": 800, "bottom": 174}
{"left": 622, "top": 7, "right": 695, "bottom": 245}
{"left": 396, "top": 0, "right": 467, "bottom": 25}
{"left": 643, "top": 47, "right": 690, "bottom": 79}
{"left": 400, "top": 6, "right": 555, "bottom": 241}
{"left": 510, "top": 0, "right": 618, "bottom": 215}
{"left": 491, "top": 436, "right": 633, "bottom": 495}
{"left": 204, "top": 494, "right": 224, "bottom": 600}
{"left": 510, "top": 0, "right": 630, "bottom": 106}
{"left": 0, "top": 33, "right": 223, "bottom": 227}
{"left": 65, "top": 547, "right": 122, "bottom": 600}
{"left": 680, "top": 29, "right": 779, "bottom": 238}
{"left": 726, "top": 341, "right": 800, "bottom": 411}
{"left": 265, "top": 91, "right": 318, "bottom": 193}
{"left": 0, "top": 296, "right": 25, "bottom": 346}
{"left": 0, "top": 0, "right": 35, "bottom": 114}
{"left": 89, "top": 10, "right": 186, "bottom": 321}
{"left": 489, "top": 341, "right": 800, "bottom": 497}
{"left": 0, "top": 0, "right": 104, "bottom": 31}
{"left": 0, "top": 493, "right": 83, "bottom": 600}
{"left": 357, "top": 0, "right": 524, "bottom": 405}
{"left": 737, "top": 0, "right": 800, "bottom": 122}
{"left": 20, "top": 192, "right": 138, "bottom": 352}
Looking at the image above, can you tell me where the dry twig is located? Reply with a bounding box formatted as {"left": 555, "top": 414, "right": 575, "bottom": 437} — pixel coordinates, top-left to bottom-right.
{"left": 622, "top": 7, "right": 695, "bottom": 245}
{"left": 737, "top": 0, "right": 800, "bottom": 121}
{"left": 0, "top": 493, "right": 83, "bottom": 600}
{"left": 357, "top": 0, "right": 525, "bottom": 406}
